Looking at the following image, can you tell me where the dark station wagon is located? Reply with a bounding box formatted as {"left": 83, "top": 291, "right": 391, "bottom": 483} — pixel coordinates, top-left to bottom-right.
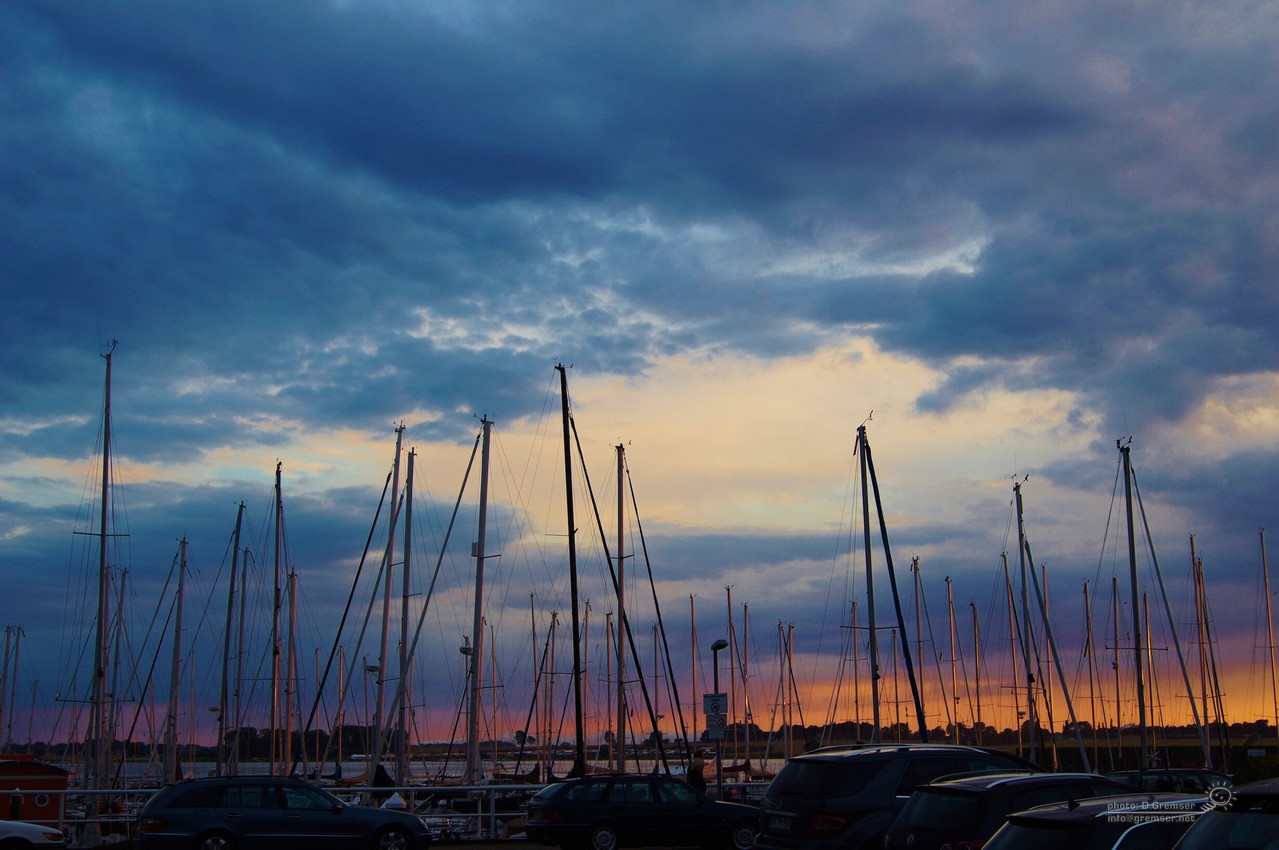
{"left": 134, "top": 775, "right": 432, "bottom": 850}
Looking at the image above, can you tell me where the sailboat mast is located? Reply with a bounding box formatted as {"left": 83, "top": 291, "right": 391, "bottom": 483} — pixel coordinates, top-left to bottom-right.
{"left": 857, "top": 426, "right": 881, "bottom": 742}
{"left": 90, "top": 343, "right": 116, "bottom": 794}
{"left": 285, "top": 568, "right": 298, "bottom": 772}
{"left": 689, "top": 595, "right": 698, "bottom": 757}
{"left": 852, "top": 600, "right": 860, "bottom": 733}
{"left": 556, "top": 365, "right": 587, "bottom": 774}
{"left": 947, "top": 577, "right": 958, "bottom": 744}
{"left": 1014, "top": 483, "right": 1037, "bottom": 764}
{"left": 3, "top": 630, "right": 21, "bottom": 752}
{"left": 971, "top": 602, "right": 982, "bottom": 746}
{"left": 615, "top": 443, "right": 627, "bottom": 772}
{"left": 399, "top": 447, "right": 416, "bottom": 784}
{"left": 1120, "top": 442, "right": 1149, "bottom": 767}
{"left": 742, "top": 603, "right": 753, "bottom": 771}
{"left": 0, "top": 628, "right": 9, "bottom": 751}
{"left": 371, "top": 425, "right": 404, "bottom": 773}
{"left": 912, "top": 559, "right": 924, "bottom": 725}
{"left": 861, "top": 427, "right": 928, "bottom": 742}
{"left": 270, "top": 461, "right": 283, "bottom": 774}
{"left": 1002, "top": 555, "right": 1022, "bottom": 757}
{"left": 1084, "top": 583, "right": 1100, "bottom": 769}
{"left": 218, "top": 503, "right": 245, "bottom": 776}
{"left": 1192, "top": 536, "right": 1209, "bottom": 745}
{"left": 1263, "top": 530, "right": 1279, "bottom": 751}
{"left": 467, "top": 420, "right": 491, "bottom": 784}
{"left": 163, "top": 539, "right": 187, "bottom": 781}
{"left": 1112, "top": 576, "right": 1124, "bottom": 762}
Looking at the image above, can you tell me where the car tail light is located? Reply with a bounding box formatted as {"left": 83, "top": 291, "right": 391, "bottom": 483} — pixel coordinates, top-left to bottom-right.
{"left": 138, "top": 817, "right": 167, "bottom": 833}
{"left": 808, "top": 813, "right": 847, "bottom": 839}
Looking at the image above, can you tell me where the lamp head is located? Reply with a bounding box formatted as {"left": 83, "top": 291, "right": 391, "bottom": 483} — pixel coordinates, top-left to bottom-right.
{"left": 711, "top": 639, "right": 729, "bottom": 652}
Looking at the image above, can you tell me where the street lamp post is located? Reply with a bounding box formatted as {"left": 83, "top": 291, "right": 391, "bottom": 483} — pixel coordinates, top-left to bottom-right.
{"left": 711, "top": 638, "right": 729, "bottom": 799}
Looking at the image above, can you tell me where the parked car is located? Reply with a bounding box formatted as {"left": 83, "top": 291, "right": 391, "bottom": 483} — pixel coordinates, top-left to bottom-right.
{"left": 1172, "top": 777, "right": 1279, "bottom": 850}
{"left": 0, "top": 819, "right": 67, "bottom": 848}
{"left": 133, "top": 775, "right": 433, "bottom": 850}
{"left": 1104, "top": 768, "right": 1232, "bottom": 794}
{"left": 523, "top": 773, "right": 759, "bottom": 850}
{"left": 754, "top": 743, "right": 1042, "bottom": 850}
{"left": 983, "top": 792, "right": 1207, "bottom": 850}
{"left": 883, "top": 770, "right": 1137, "bottom": 850}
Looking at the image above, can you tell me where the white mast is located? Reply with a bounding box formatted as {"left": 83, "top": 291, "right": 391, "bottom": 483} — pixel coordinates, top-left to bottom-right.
{"left": 370, "top": 425, "right": 404, "bottom": 774}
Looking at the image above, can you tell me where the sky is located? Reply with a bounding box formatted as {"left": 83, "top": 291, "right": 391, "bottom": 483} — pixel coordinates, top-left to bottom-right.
{"left": 2, "top": 0, "right": 1279, "bottom": 763}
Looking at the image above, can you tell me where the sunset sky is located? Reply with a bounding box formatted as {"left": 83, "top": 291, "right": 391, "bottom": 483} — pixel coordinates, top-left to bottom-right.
{"left": 2, "top": 1, "right": 1278, "bottom": 762}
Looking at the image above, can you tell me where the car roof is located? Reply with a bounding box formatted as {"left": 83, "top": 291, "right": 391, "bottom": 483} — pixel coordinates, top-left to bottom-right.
{"left": 559, "top": 772, "right": 681, "bottom": 781}
{"left": 1003, "top": 792, "right": 1206, "bottom": 825}
{"left": 921, "top": 771, "right": 1125, "bottom": 792}
{"left": 1234, "top": 777, "right": 1279, "bottom": 795}
{"left": 792, "top": 743, "right": 1021, "bottom": 761}
{"left": 1106, "top": 768, "right": 1228, "bottom": 776}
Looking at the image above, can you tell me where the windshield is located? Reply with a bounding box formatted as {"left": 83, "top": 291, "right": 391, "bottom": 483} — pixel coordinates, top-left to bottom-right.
{"left": 1175, "top": 797, "right": 1279, "bottom": 850}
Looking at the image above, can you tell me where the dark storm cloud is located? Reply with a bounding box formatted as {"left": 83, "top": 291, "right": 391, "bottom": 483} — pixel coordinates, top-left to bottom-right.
{"left": 11, "top": 0, "right": 1270, "bottom": 442}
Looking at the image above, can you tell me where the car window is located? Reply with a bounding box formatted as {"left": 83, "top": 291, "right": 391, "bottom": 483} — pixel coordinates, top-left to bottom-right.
{"left": 281, "top": 785, "right": 336, "bottom": 811}
{"left": 226, "top": 783, "right": 278, "bottom": 809}
{"left": 170, "top": 786, "right": 226, "bottom": 808}
{"left": 895, "top": 758, "right": 963, "bottom": 796}
{"left": 656, "top": 782, "right": 700, "bottom": 804}
{"left": 609, "top": 780, "right": 655, "bottom": 803}
{"left": 1077, "top": 782, "right": 1127, "bottom": 800}
{"left": 900, "top": 790, "right": 982, "bottom": 833}
{"left": 532, "top": 782, "right": 568, "bottom": 802}
{"left": 564, "top": 780, "right": 610, "bottom": 802}
{"left": 1109, "top": 819, "right": 1185, "bottom": 850}
{"left": 987, "top": 822, "right": 1085, "bottom": 850}
{"left": 771, "top": 759, "right": 884, "bottom": 799}
{"left": 1010, "top": 784, "right": 1101, "bottom": 810}
{"left": 964, "top": 756, "right": 1014, "bottom": 773}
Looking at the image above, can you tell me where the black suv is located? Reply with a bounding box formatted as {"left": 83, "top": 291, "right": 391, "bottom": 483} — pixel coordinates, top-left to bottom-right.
{"left": 983, "top": 791, "right": 1207, "bottom": 850}
{"left": 755, "top": 744, "right": 1040, "bottom": 850}
{"left": 1173, "top": 777, "right": 1279, "bottom": 850}
{"left": 134, "top": 775, "right": 433, "bottom": 850}
{"left": 882, "top": 770, "right": 1136, "bottom": 850}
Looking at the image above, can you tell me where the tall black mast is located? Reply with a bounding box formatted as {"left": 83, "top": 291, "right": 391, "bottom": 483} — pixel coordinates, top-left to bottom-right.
{"left": 557, "top": 365, "right": 587, "bottom": 775}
